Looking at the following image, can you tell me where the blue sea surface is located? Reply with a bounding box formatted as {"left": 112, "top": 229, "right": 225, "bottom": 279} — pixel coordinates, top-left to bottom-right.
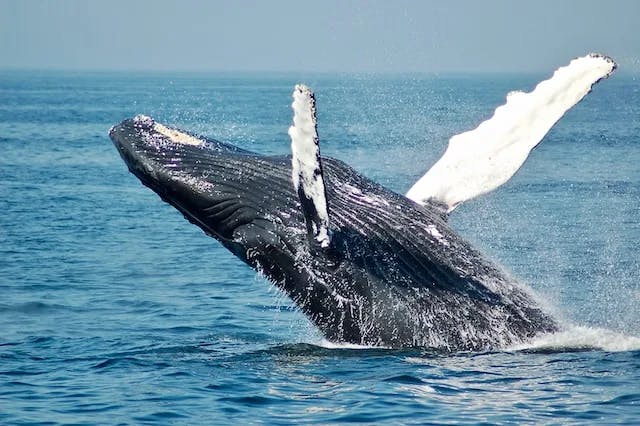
{"left": 1, "top": 70, "right": 639, "bottom": 424}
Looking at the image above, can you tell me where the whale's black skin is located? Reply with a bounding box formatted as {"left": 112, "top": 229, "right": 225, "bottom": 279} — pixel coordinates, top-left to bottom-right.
{"left": 110, "top": 117, "right": 559, "bottom": 350}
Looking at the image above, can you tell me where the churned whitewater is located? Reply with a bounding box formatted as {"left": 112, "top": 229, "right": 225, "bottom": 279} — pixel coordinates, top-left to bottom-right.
{"left": 1, "top": 70, "right": 639, "bottom": 424}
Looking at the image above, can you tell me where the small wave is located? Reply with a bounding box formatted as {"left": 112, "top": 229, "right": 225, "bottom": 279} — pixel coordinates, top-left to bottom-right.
{"left": 316, "top": 339, "right": 382, "bottom": 350}
{"left": 0, "top": 301, "right": 75, "bottom": 314}
{"left": 508, "top": 326, "right": 640, "bottom": 353}
{"left": 255, "top": 342, "right": 422, "bottom": 360}
{"left": 296, "top": 340, "right": 456, "bottom": 358}
{"left": 306, "top": 328, "right": 640, "bottom": 354}
{"left": 383, "top": 374, "right": 426, "bottom": 385}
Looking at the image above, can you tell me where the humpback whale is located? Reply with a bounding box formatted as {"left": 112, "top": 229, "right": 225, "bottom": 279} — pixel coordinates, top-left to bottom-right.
{"left": 110, "top": 54, "right": 616, "bottom": 350}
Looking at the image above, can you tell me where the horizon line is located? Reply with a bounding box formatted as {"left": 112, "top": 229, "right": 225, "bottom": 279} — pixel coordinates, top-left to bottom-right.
{"left": 1, "top": 66, "right": 637, "bottom": 77}
{"left": 0, "top": 66, "right": 607, "bottom": 76}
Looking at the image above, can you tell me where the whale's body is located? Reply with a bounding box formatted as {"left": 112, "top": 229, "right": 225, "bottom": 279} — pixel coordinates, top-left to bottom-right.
{"left": 110, "top": 117, "right": 557, "bottom": 350}
{"left": 109, "top": 54, "right": 616, "bottom": 350}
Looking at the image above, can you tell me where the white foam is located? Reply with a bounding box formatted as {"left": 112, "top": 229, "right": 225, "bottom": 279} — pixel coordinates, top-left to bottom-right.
{"left": 407, "top": 53, "right": 616, "bottom": 212}
{"left": 509, "top": 326, "right": 640, "bottom": 353}
{"left": 398, "top": 384, "right": 437, "bottom": 396}
{"left": 309, "top": 326, "right": 640, "bottom": 353}
{"left": 315, "top": 338, "right": 385, "bottom": 350}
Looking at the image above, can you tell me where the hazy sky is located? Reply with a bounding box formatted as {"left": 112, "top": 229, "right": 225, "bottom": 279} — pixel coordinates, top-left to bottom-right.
{"left": 1, "top": 0, "right": 638, "bottom": 73}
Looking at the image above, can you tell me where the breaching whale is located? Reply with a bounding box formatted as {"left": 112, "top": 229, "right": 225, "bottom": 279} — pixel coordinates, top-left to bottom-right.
{"left": 110, "top": 54, "right": 616, "bottom": 350}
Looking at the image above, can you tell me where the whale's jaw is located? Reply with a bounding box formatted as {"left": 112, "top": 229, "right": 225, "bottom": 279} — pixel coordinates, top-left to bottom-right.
{"left": 109, "top": 115, "right": 284, "bottom": 247}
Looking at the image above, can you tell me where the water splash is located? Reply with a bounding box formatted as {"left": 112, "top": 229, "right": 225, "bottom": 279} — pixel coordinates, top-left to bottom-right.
{"left": 508, "top": 326, "right": 640, "bottom": 353}
{"left": 316, "top": 338, "right": 384, "bottom": 350}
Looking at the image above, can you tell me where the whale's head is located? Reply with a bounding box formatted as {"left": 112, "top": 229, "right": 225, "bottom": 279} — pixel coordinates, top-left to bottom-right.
{"left": 109, "top": 115, "right": 311, "bottom": 282}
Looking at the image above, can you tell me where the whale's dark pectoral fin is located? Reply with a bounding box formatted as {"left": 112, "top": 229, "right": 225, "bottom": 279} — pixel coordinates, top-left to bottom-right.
{"left": 406, "top": 53, "right": 617, "bottom": 213}
{"left": 288, "top": 84, "right": 331, "bottom": 248}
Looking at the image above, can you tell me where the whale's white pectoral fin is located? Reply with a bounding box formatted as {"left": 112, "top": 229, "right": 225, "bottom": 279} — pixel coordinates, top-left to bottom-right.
{"left": 406, "top": 53, "right": 617, "bottom": 213}
{"left": 288, "top": 84, "right": 331, "bottom": 248}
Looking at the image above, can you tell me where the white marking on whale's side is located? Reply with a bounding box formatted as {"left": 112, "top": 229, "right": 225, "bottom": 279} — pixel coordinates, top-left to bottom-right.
{"left": 407, "top": 53, "right": 616, "bottom": 212}
{"left": 154, "top": 122, "right": 205, "bottom": 146}
{"left": 426, "top": 224, "right": 449, "bottom": 246}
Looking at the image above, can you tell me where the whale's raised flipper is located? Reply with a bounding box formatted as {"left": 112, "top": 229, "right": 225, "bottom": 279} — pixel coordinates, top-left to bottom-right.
{"left": 406, "top": 53, "right": 617, "bottom": 213}
{"left": 288, "top": 85, "right": 331, "bottom": 248}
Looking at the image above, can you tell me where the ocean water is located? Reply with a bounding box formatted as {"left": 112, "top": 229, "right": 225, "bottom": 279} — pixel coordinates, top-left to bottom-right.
{"left": 1, "top": 70, "right": 639, "bottom": 424}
